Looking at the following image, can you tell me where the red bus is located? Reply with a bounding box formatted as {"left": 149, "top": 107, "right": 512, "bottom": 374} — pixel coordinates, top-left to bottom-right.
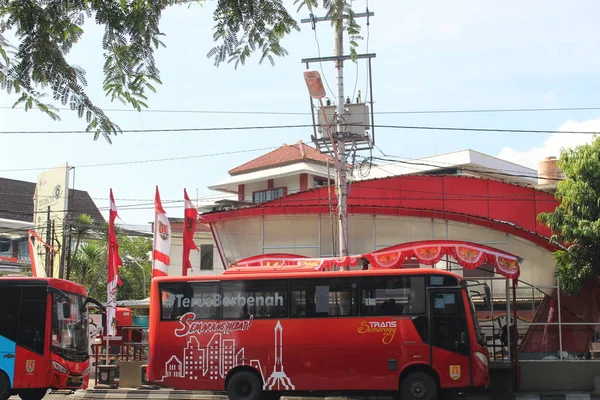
{"left": 147, "top": 268, "right": 489, "bottom": 400}
{"left": 0, "top": 277, "right": 103, "bottom": 400}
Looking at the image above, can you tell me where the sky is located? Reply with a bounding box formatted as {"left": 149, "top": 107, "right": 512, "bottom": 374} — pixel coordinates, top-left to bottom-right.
{"left": 1, "top": 0, "right": 600, "bottom": 227}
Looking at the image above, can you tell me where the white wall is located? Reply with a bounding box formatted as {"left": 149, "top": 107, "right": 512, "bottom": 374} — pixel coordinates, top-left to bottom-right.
{"left": 212, "top": 214, "right": 557, "bottom": 296}
{"left": 241, "top": 175, "right": 303, "bottom": 202}
{"left": 167, "top": 231, "right": 224, "bottom": 276}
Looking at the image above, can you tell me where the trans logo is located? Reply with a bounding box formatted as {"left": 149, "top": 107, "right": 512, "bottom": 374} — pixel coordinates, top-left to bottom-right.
{"left": 161, "top": 320, "right": 295, "bottom": 391}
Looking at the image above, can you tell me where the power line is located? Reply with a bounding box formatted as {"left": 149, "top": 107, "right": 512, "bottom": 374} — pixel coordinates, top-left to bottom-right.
{"left": 0, "top": 125, "right": 313, "bottom": 135}
{"left": 374, "top": 124, "right": 600, "bottom": 135}
{"left": 2, "top": 105, "right": 600, "bottom": 116}
{"left": 0, "top": 147, "right": 277, "bottom": 172}
{"left": 0, "top": 123, "right": 597, "bottom": 136}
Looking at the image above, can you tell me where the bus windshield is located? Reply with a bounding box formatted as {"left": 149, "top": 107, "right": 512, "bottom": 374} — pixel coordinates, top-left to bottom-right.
{"left": 52, "top": 292, "right": 88, "bottom": 360}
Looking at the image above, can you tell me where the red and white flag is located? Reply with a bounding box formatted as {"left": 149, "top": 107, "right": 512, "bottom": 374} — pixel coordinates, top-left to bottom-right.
{"left": 152, "top": 186, "right": 171, "bottom": 278}
{"left": 182, "top": 188, "right": 199, "bottom": 276}
{"left": 106, "top": 189, "right": 123, "bottom": 337}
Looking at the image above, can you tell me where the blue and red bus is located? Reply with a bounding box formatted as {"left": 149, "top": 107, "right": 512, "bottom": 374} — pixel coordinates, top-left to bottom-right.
{"left": 0, "top": 277, "right": 103, "bottom": 400}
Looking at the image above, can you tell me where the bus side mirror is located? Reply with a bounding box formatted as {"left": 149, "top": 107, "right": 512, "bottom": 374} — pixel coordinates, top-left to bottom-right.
{"left": 62, "top": 303, "right": 71, "bottom": 319}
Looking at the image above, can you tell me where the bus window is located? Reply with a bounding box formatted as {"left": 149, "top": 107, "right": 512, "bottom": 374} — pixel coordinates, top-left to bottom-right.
{"left": 160, "top": 281, "right": 219, "bottom": 320}
{"left": 19, "top": 286, "right": 47, "bottom": 354}
{"left": 290, "top": 277, "right": 358, "bottom": 317}
{"left": 361, "top": 275, "right": 425, "bottom": 316}
{"left": 221, "top": 280, "right": 288, "bottom": 319}
{"left": 0, "top": 286, "right": 20, "bottom": 343}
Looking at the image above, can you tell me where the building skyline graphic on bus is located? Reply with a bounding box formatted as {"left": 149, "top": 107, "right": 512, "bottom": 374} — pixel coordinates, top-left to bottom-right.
{"left": 161, "top": 320, "right": 295, "bottom": 390}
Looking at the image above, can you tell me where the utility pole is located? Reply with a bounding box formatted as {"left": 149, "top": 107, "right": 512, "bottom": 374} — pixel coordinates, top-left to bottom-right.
{"left": 333, "top": 9, "right": 348, "bottom": 257}
{"left": 45, "top": 206, "right": 52, "bottom": 277}
{"left": 302, "top": 3, "right": 375, "bottom": 260}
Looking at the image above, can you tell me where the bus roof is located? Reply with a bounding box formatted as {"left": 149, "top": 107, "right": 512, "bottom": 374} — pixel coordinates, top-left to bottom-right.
{"left": 0, "top": 276, "right": 88, "bottom": 296}
{"left": 153, "top": 267, "right": 462, "bottom": 283}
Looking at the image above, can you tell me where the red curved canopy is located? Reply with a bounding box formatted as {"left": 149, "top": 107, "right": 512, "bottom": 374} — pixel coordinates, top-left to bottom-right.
{"left": 364, "top": 240, "right": 521, "bottom": 280}
{"left": 229, "top": 240, "right": 522, "bottom": 280}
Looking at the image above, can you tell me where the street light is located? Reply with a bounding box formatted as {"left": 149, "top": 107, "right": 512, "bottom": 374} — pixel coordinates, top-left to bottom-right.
{"left": 125, "top": 256, "right": 147, "bottom": 298}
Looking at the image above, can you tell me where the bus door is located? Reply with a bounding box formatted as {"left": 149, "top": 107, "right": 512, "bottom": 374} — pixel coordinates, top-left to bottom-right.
{"left": 428, "top": 287, "right": 472, "bottom": 388}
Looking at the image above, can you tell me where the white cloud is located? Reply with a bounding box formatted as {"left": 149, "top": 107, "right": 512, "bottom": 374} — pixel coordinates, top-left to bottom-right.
{"left": 496, "top": 118, "right": 599, "bottom": 169}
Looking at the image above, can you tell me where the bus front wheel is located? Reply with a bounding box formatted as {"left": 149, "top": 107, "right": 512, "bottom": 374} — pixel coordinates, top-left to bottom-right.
{"left": 18, "top": 388, "right": 48, "bottom": 400}
{"left": 400, "top": 372, "right": 437, "bottom": 400}
{"left": 227, "top": 370, "right": 262, "bottom": 400}
{"left": 0, "top": 372, "right": 10, "bottom": 400}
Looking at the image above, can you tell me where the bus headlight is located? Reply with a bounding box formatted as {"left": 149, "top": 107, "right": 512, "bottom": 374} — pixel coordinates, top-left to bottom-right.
{"left": 474, "top": 351, "right": 489, "bottom": 367}
{"left": 83, "top": 366, "right": 90, "bottom": 375}
{"left": 52, "top": 361, "right": 68, "bottom": 374}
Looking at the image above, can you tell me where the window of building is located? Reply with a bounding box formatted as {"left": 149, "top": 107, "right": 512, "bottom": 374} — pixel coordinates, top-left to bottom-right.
{"left": 18, "top": 240, "right": 29, "bottom": 262}
{"left": 252, "top": 188, "right": 286, "bottom": 203}
{"left": 290, "top": 277, "right": 358, "bottom": 317}
{"left": 0, "top": 237, "right": 12, "bottom": 256}
{"left": 200, "top": 245, "right": 214, "bottom": 271}
{"left": 221, "top": 280, "right": 288, "bottom": 320}
{"left": 361, "top": 275, "right": 426, "bottom": 316}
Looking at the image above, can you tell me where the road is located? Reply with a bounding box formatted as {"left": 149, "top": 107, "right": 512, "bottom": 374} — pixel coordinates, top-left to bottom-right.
{"left": 9, "top": 391, "right": 77, "bottom": 400}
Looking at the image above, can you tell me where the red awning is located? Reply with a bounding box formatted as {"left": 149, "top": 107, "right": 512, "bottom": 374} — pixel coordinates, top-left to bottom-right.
{"left": 229, "top": 240, "right": 522, "bottom": 280}
{"left": 364, "top": 240, "right": 522, "bottom": 280}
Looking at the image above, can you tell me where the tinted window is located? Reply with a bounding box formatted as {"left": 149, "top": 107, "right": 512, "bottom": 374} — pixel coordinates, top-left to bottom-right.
{"left": 221, "top": 280, "right": 288, "bottom": 319}
{"left": 200, "top": 245, "right": 214, "bottom": 271}
{"left": 19, "top": 286, "right": 47, "bottom": 354}
{"left": 0, "top": 286, "right": 21, "bottom": 342}
{"left": 430, "top": 289, "right": 469, "bottom": 355}
{"left": 160, "top": 282, "right": 219, "bottom": 320}
{"left": 291, "top": 278, "right": 358, "bottom": 317}
{"left": 361, "top": 276, "right": 426, "bottom": 316}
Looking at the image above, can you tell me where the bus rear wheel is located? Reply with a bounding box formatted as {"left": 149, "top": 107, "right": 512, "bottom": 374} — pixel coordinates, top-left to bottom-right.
{"left": 227, "top": 370, "right": 262, "bottom": 400}
{"left": 18, "top": 388, "right": 48, "bottom": 400}
{"left": 400, "top": 372, "right": 437, "bottom": 400}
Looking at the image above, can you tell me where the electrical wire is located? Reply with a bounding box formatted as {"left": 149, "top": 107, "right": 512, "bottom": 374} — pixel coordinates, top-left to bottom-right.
{"left": 0, "top": 146, "right": 277, "bottom": 172}
{"left": 4, "top": 105, "right": 600, "bottom": 116}
{"left": 363, "top": 0, "right": 370, "bottom": 103}
{"left": 0, "top": 125, "right": 313, "bottom": 135}
{"left": 0, "top": 123, "right": 597, "bottom": 136}
{"left": 312, "top": 22, "right": 338, "bottom": 103}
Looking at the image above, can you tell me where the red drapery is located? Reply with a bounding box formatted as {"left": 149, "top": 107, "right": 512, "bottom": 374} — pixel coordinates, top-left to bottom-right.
{"left": 232, "top": 253, "right": 360, "bottom": 271}
{"left": 230, "top": 240, "right": 522, "bottom": 280}
{"left": 363, "top": 240, "right": 521, "bottom": 281}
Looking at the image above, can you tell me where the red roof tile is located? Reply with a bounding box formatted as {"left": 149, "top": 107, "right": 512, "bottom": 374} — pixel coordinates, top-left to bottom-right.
{"left": 228, "top": 140, "right": 335, "bottom": 175}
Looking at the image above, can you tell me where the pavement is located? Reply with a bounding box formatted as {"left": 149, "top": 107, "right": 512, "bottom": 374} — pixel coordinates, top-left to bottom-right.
{"left": 8, "top": 384, "right": 600, "bottom": 400}
{"left": 71, "top": 388, "right": 600, "bottom": 400}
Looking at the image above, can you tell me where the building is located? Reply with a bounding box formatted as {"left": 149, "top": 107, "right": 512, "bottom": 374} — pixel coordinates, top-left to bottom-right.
{"left": 208, "top": 140, "right": 336, "bottom": 203}
{"left": 201, "top": 143, "right": 600, "bottom": 391}
{"left": 165, "top": 217, "right": 224, "bottom": 276}
{"left": 0, "top": 176, "right": 104, "bottom": 272}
